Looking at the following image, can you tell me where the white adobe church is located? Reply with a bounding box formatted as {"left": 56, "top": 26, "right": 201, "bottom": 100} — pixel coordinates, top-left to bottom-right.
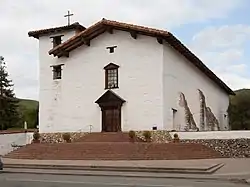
{"left": 28, "top": 18, "right": 234, "bottom": 133}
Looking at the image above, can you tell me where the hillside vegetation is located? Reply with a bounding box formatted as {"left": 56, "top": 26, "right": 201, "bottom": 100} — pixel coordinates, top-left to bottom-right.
{"left": 18, "top": 99, "right": 38, "bottom": 110}
{"left": 228, "top": 89, "right": 250, "bottom": 130}
{"left": 17, "top": 98, "right": 39, "bottom": 129}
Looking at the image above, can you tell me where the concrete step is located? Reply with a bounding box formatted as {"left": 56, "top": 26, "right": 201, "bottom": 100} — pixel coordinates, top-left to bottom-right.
{"left": 4, "top": 142, "right": 223, "bottom": 160}
{"left": 2, "top": 162, "right": 224, "bottom": 174}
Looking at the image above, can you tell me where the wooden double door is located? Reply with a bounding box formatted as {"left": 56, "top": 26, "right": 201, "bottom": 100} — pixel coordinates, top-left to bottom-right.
{"left": 102, "top": 107, "right": 121, "bottom": 132}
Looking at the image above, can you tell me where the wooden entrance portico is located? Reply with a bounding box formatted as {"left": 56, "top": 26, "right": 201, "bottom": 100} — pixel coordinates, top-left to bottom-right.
{"left": 95, "top": 90, "right": 126, "bottom": 132}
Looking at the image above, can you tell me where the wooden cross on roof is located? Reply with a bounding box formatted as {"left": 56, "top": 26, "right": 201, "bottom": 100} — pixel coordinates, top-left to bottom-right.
{"left": 64, "top": 10, "right": 74, "bottom": 26}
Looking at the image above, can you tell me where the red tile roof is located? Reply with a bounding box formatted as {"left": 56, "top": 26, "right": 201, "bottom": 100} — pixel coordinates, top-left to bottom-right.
{"left": 46, "top": 19, "right": 234, "bottom": 95}
{"left": 28, "top": 22, "right": 85, "bottom": 39}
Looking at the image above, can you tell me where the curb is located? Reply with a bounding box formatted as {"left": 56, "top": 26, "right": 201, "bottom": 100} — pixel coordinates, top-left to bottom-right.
{"left": 1, "top": 169, "right": 249, "bottom": 184}
{"left": 2, "top": 163, "right": 224, "bottom": 175}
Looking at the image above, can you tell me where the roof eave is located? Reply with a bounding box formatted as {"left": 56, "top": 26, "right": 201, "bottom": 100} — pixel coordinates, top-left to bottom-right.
{"left": 48, "top": 20, "right": 235, "bottom": 96}
{"left": 28, "top": 23, "right": 86, "bottom": 39}
{"left": 229, "top": 90, "right": 236, "bottom": 95}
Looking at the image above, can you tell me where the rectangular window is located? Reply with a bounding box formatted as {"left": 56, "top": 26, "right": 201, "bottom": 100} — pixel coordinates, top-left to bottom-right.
{"left": 104, "top": 63, "right": 119, "bottom": 89}
{"left": 52, "top": 65, "right": 62, "bottom": 80}
{"left": 106, "top": 69, "right": 118, "bottom": 89}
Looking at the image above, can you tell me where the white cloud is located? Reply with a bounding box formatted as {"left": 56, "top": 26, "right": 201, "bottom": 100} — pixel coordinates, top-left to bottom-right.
{"left": 0, "top": 0, "right": 246, "bottom": 99}
{"left": 216, "top": 73, "right": 250, "bottom": 90}
{"left": 192, "top": 25, "right": 250, "bottom": 49}
{"left": 190, "top": 24, "right": 250, "bottom": 90}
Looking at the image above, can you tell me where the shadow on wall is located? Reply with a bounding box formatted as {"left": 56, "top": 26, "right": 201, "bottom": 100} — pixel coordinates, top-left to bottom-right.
{"left": 0, "top": 132, "right": 33, "bottom": 156}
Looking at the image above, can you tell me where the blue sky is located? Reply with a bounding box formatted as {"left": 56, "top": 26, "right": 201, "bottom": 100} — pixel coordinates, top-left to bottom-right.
{"left": 171, "top": 0, "right": 250, "bottom": 91}
{"left": 0, "top": 0, "right": 249, "bottom": 100}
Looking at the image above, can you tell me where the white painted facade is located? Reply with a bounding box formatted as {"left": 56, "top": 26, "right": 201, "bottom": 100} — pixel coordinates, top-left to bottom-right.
{"left": 37, "top": 28, "right": 230, "bottom": 133}
{"left": 162, "top": 43, "right": 229, "bottom": 131}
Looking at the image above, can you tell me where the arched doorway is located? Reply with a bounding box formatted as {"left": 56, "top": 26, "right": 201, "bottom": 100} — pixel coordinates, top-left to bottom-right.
{"left": 95, "top": 90, "right": 126, "bottom": 132}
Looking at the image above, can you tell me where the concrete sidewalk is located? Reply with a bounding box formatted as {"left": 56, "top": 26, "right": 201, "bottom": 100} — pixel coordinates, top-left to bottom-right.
{"left": 3, "top": 158, "right": 250, "bottom": 170}
{"left": 1, "top": 158, "right": 250, "bottom": 183}
{"left": 2, "top": 158, "right": 222, "bottom": 169}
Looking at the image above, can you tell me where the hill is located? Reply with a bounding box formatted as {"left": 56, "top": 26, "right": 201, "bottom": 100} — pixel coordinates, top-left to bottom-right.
{"left": 228, "top": 89, "right": 250, "bottom": 130}
{"left": 18, "top": 98, "right": 39, "bottom": 111}
{"left": 17, "top": 98, "right": 39, "bottom": 129}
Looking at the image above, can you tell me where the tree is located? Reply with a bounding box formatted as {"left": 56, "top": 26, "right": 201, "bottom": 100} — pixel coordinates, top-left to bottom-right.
{"left": 0, "top": 56, "right": 20, "bottom": 130}
{"left": 228, "top": 89, "right": 250, "bottom": 130}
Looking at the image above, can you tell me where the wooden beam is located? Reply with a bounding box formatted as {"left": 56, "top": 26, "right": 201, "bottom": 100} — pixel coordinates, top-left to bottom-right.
{"left": 84, "top": 39, "right": 90, "bottom": 46}
{"left": 66, "top": 41, "right": 83, "bottom": 52}
{"left": 88, "top": 28, "right": 106, "bottom": 40}
{"left": 64, "top": 52, "right": 69, "bottom": 58}
{"left": 157, "top": 37, "right": 163, "bottom": 44}
{"left": 80, "top": 36, "right": 90, "bottom": 46}
{"left": 106, "top": 26, "right": 113, "bottom": 34}
{"left": 130, "top": 31, "right": 137, "bottom": 39}
{"left": 57, "top": 50, "right": 69, "bottom": 58}
{"left": 50, "top": 63, "right": 65, "bottom": 67}
{"left": 64, "top": 37, "right": 87, "bottom": 52}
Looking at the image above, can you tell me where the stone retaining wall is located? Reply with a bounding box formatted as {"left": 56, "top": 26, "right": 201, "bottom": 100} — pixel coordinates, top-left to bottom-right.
{"left": 136, "top": 130, "right": 172, "bottom": 142}
{"left": 181, "top": 139, "right": 250, "bottom": 158}
{"left": 40, "top": 132, "right": 88, "bottom": 143}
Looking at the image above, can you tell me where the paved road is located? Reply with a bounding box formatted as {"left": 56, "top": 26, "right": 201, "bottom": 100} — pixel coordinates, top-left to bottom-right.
{"left": 0, "top": 173, "right": 248, "bottom": 187}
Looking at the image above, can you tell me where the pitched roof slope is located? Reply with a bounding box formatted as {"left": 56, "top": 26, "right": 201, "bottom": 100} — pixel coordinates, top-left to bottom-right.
{"left": 28, "top": 22, "right": 86, "bottom": 39}
{"left": 48, "top": 19, "right": 234, "bottom": 95}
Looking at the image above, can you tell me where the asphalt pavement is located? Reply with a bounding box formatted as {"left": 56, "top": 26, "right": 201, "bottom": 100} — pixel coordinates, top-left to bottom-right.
{"left": 0, "top": 173, "right": 248, "bottom": 187}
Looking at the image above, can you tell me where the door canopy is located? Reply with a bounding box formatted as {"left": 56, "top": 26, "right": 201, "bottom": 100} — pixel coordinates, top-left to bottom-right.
{"left": 95, "top": 90, "right": 126, "bottom": 108}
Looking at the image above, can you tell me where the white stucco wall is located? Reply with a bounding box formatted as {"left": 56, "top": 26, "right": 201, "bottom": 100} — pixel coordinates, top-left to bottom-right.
{"left": 169, "top": 131, "right": 250, "bottom": 139}
{"left": 39, "top": 30, "right": 164, "bottom": 133}
{"left": 162, "top": 43, "right": 229, "bottom": 131}
{"left": 0, "top": 133, "right": 33, "bottom": 156}
{"left": 39, "top": 30, "right": 79, "bottom": 133}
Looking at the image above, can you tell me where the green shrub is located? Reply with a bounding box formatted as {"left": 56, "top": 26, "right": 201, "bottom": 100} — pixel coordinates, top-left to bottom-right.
{"left": 128, "top": 130, "right": 136, "bottom": 140}
{"left": 173, "top": 133, "right": 180, "bottom": 143}
{"left": 62, "top": 133, "right": 71, "bottom": 143}
{"left": 33, "top": 130, "right": 40, "bottom": 141}
{"left": 143, "top": 130, "right": 152, "bottom": 142}
{"left": 173, "top": 133, "right": 178, "bottom": 138}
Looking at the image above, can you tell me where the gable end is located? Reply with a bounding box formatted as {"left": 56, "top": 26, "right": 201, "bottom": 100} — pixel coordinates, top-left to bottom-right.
{"left": 45, "top": 19, "right": 234, "bottom": 95}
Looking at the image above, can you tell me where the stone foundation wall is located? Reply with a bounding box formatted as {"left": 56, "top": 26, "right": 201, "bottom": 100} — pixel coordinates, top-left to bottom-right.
{"left": 40, "top": 132, "right": 88, "bottom": 143}
{"left": 136, "top": 130, "right": 172, "bottom": 142}
{"left": 182, "top": 139, "right": 250, "bottom": 158}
